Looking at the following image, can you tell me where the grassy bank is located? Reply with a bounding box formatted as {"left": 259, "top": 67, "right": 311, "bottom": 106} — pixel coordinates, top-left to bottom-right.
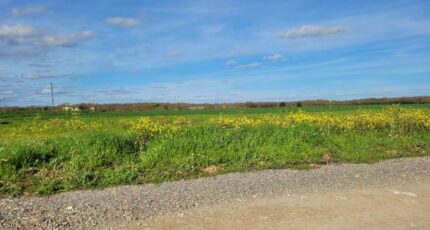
{"left": 1, "top": 105, "right": 429, "bottom": 196}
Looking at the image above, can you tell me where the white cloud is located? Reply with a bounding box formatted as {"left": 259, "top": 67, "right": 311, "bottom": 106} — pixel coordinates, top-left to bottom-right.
{"left": 105, "top": 17, "right": 140, "bottom": 27}
{"left": 281, "top": 25, "right": 348, "bottom": 39}
{"left": 40, "top": 87, "right": 51, "bottom": 94}
{"left": 22, "top": 73, "right": 51, "bottom": 80}
{"left": 225, "top": 60, "right": 237, "bottom": 66}
{"left": 39, "top": 84, "right": 72, "bottom": 95}
{"left": 236, "top": 62, "right": 262, "bottom": 68}
{"left": 11, "top": 5, "right": 46, "bottom": 17}
{"left": 166, "top": 51, "right": 183, "bottom": 59}
{"left": 38, "top": 31, "right": 94, "bottom": 47}
{"left": 198, "top": 25, "right": 224, "bottom": 34}
{"left": 0, "top": 25, "right": 37, "bottom": 37}
{"left": 263, "top": 53, "right": 285, "bottom": 62}
{"left": 226, "top": 60, "right": 262, "bottom": 68}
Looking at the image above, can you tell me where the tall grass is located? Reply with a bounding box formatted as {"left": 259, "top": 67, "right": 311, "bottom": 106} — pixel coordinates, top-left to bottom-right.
{"left": 0, "top": 134, "right": 142, "bottom": 196}
{"left": 140, "top": 124, "right": 429, "bottom": 182}
{"left": 0, "top": 105, "right": 429, "bottom": 196}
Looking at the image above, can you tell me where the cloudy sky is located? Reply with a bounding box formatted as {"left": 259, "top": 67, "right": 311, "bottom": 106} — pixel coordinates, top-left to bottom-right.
{"left": 1, "top": 0, "right": 430, "bottom": 106}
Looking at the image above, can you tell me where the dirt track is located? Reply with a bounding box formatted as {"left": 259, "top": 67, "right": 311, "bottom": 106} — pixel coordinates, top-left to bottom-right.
{"left": 124, "top": 184, "right": 430, "bottom": 230}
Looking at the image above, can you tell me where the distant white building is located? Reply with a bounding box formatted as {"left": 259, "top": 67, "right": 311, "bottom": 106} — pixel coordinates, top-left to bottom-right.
{"left": 63, "top": 105, "right": 80, "bottom": 112}
{"left": 189, "top": 106, "right": 205, "bottom": 110}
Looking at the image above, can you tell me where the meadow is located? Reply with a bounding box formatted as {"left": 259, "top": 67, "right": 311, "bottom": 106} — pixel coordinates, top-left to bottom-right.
{"left": 1, "top": 104, "right": 430, "bottom": 196}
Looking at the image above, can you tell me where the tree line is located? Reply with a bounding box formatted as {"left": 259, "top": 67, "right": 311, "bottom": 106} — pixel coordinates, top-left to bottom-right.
{"left": 4, "top": 96, "right": 430, "bottom": 112}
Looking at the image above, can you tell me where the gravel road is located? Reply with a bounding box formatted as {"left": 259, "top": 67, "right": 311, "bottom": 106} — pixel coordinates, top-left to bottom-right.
{"left": 1, "top": 157, "right": 429, "bottom": 230}
{"left": 125, "top": 184, "right": 430, "bottom": 230}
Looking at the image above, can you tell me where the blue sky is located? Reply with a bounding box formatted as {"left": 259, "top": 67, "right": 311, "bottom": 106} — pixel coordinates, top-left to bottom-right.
{"left": 1, "top": 0, "right": 429, "bottom": 106}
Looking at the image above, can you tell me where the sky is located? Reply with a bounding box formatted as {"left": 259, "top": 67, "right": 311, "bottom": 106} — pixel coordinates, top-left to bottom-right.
{"left": 1, "top": 0, "right": 430, "bottom": 106}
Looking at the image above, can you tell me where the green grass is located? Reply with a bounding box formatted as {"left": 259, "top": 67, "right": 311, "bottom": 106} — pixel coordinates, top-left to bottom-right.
{"left": 140, "top": 124, "right": 429, "bottom": 182}
{"left": 0, "top": 104, "right": 429, "bottom": 196}
{"left": 0, "top": 134, "right": 142, "bottom": 195}
{"left": 2, "top": 104, "right": 430, "bottom": 122}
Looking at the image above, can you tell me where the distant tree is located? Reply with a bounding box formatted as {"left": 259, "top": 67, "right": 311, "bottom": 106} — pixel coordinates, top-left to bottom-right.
{"left": 279, "top": 102, "right": 286, "bottom": 107}
{"left": 78, "top": 104, "right": 89, "bottom": 111}
{"left": 245, "top": 102, "right": 258, "bottom": 108}
{"left": 296, "top": 102, "right": 302, "bottom": 107}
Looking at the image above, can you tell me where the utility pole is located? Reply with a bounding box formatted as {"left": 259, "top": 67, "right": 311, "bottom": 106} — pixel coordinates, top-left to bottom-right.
{"left": 50, "top": 82, "right": 55, "bottom": 110}
{"left": 2, "top": 96, "right": 5, "bottom": 113}
{"left": 92, "top": 95, "right": 96, "bottom": 112}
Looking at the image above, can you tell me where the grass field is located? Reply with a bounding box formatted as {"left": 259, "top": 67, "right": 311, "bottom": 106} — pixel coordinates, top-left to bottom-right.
{"left": 1, "top": 104, "right": 430, "bottom": 196}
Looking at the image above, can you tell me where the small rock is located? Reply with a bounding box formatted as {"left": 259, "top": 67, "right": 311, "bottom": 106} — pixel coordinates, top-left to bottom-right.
{"left": 202, "top": 165, "right": 221, "bottom": 174}
{"left": 22, "top": 217, "right": 41, "bottom": 226}
{"left": 66, "top": 206, "right": 73, "bottom": 210}
{"left": 321, "top": 152, "right": 332, "bottom": 164}
{"left": 392, "top": 190, "right": 418, "bottom": 197}
{"left": 308, "top": 163, "right": 320, "bottom": 169}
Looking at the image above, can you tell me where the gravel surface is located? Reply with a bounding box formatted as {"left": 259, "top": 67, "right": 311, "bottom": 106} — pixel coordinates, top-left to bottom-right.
{"left": 124, "top": 184, "right": 430, "bottom": 230}
{"left": 1, "top": 157, "right": 429, "bottom": 230}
